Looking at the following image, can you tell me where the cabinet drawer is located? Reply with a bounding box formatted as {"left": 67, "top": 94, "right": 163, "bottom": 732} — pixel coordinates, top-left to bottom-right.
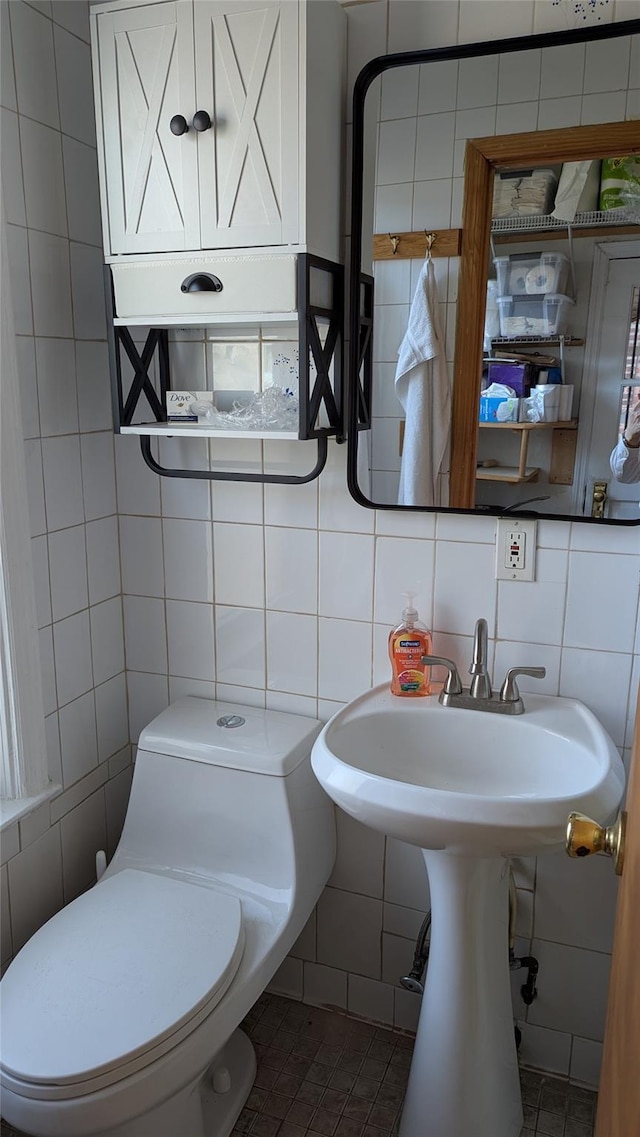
{"left": 111, "top": 255, "right": 298, "bottom": 323}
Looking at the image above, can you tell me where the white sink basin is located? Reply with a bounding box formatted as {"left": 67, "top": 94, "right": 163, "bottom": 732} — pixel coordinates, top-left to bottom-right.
{"left": 312, "top": 684, "right": 624, "bottom": 857}
{"left": 312, "top": 683, "right": 625, "bottom": 1137}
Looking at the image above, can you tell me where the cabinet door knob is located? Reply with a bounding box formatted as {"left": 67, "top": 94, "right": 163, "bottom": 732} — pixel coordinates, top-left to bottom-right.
{"left": 192, "top": 110, "right": 212, "bottom": 132}
{"left": 181, "top": 273, "right": 223, "bottom": 293}
{"left": 169, "top": 114, "right": 189, "bottom": 136}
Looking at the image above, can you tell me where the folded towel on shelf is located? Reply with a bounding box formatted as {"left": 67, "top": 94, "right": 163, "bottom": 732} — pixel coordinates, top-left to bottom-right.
{"left": 492, "top": 169, "right": 559, "bottom": 219}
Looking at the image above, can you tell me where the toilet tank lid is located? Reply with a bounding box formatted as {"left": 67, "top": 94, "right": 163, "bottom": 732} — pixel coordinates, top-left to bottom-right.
{"left": 137, "top": 698, "right": 323, "bottom": 775}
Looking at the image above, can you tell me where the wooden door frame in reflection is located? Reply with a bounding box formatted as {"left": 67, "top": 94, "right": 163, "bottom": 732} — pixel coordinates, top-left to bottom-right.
{"left": 450, "top": 120, "right": 640, "bottom": 509}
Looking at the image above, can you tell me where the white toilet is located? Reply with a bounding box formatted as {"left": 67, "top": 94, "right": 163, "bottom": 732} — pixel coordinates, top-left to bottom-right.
{"left": 0, "top": 698, "right": 335, "bottom": 1137}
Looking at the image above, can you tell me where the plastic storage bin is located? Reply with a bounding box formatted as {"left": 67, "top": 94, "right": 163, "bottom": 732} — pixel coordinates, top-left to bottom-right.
{"left": 494, "top": 252, "right": 572, "bottom": 297}
{"left": 496, "top": 294, "right": 575, "bottom": 338}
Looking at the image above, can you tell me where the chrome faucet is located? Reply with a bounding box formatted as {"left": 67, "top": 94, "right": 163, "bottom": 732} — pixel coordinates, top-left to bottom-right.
{"left": 421, "top": 618, "right": 545, "bottom": 715}
{"left": 469, "top": 617, "right": 492, "bottom": 700}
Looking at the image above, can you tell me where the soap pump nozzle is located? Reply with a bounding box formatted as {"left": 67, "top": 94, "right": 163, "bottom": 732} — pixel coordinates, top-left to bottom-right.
{"left": 402, "top": 591, "right": 419, "bottom": 627}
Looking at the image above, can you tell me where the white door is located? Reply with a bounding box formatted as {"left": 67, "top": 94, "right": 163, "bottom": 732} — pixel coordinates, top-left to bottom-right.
{"left": 194, "top": 0, "right": 299, "bottom": 250}
{"left": 95, "top": 0, "right": 199, "bottom": 254}
{"left": 582, "top": 251, "right": 640, "bottom": 520}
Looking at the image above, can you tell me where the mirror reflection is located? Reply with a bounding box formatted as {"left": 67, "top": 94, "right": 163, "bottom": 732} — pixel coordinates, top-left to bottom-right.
{"left": 352, "top": 26, "right": 640, "bottom": 522}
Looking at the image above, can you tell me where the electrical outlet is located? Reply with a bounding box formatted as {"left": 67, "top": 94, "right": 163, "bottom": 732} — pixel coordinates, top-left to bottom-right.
{"left": 496, "top": 518, "right": 536, "bottom": 581}
{"left": 506, "top": 529, "right": 526, "bottom": 570}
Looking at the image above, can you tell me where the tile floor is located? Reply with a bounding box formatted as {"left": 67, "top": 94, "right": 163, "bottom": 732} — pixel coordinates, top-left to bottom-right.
{"left": 0, "top": 993, "right": 597, "bottom": 1137}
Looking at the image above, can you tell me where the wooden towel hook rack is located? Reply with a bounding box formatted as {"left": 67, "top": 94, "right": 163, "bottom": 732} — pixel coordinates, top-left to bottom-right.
{"left": 373, "top": 227, "right": 462, "bottom": 261}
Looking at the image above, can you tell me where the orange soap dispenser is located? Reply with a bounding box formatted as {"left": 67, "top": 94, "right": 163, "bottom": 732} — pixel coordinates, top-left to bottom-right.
{"left": 389, "top": 593, "right": 432, "bottom": 697}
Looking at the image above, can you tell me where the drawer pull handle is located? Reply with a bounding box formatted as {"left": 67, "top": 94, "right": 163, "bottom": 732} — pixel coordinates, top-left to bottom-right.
{"left": 193, "top": 110, "right": 212, "bottom": 132}
{"left": 181, "top": 273, "right": 223, "bottom": 294}
{"left": 170, "top": 114, "right": 189, "bottom": 136}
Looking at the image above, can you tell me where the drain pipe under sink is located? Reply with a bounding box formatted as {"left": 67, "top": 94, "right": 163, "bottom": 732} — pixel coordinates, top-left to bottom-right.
{"left": 399, "top": 868, "right": 539, "bottom": 1008}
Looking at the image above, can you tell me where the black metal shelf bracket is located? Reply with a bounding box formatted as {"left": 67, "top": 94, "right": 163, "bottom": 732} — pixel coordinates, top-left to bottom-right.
{"left": 354, "top": 271, "right": 374, "bottom": 432}
{"left": 297, "top": 253, "right": 344, "bottom": 441}
{"left": 104, "top": 254, "right": 343, "bottom": 484}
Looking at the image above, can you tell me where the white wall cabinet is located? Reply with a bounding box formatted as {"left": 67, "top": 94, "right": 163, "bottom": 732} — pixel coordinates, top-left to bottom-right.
{"left": 92, "top": 0, "right": 344, "bottom": 264}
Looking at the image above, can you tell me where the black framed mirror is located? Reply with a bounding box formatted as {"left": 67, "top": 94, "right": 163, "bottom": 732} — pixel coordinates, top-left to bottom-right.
{"left": 347, "top": 18, "right": 640, "bottom": 524}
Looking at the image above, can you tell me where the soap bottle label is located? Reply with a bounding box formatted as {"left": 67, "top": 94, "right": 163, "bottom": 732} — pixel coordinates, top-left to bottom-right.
{"left": 389, "top": 631, "right": 431, "bottom": 695}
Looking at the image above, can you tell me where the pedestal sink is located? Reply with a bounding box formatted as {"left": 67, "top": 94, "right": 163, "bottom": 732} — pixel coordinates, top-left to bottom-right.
{"left": 311, "top": 684, "right": 624, "bottom": 1137}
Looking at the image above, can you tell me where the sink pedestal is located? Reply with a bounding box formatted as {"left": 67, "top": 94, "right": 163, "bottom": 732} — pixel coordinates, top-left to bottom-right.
{"left": 399, "top": 853, "right": 522, "bottom": 1137}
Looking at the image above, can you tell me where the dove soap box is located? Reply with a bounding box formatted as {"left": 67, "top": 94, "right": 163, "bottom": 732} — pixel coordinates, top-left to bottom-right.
{"left": 166, "top": 392, "right": 214, "bottom": 421}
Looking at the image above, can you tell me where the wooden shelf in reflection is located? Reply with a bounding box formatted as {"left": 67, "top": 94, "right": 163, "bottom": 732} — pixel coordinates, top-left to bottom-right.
{"left": 476, "top": 465, "right": 540, "bottom": 484}
{"left": 478, "top": 419, "right": 577, "bottom": 431}
{"left": 476, "top": 419, "right": 578, "bottom": 484}
{"left": 491, "top": 336, "right": 584, "bottom": 348}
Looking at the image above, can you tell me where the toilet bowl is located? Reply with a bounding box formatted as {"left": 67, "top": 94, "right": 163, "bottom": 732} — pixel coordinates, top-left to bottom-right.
{"left": 0, "top": 698, "right": 336, "bottom": 1137}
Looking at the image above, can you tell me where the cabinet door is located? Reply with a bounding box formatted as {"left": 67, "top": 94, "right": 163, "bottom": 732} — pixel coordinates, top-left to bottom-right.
{"left": 95, "top": 1, "right": 199, "bottom": 254}
{"left": 194, "top": 0, "right": 299, "bottom": 250}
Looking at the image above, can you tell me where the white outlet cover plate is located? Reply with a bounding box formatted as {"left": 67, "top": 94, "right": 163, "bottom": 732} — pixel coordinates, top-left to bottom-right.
{"left": 496, "top": 518, "right": 536, "bottom": 581}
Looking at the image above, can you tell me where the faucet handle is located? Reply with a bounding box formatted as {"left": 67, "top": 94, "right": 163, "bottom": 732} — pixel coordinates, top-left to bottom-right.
{"left": 421, "top": 656, "right": 463, "bottom": 696}
{"left": 500, "top": 667, "right": 546, "bottom": 703}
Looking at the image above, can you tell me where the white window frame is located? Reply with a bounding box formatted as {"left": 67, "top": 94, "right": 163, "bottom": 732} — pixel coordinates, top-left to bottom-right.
{"left": 0, "top": 201, "right": 53, "bottom": 821}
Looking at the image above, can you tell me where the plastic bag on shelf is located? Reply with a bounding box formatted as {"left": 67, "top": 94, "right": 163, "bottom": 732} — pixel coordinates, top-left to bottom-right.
{"left": 599, "top": 156, "right": 640, "bottom": 220}
{"left": 195, "top": 385, "right": 299, "bottom": 431}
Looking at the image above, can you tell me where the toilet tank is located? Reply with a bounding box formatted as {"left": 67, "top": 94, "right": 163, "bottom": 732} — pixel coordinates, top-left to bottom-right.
{"left": 108, "top": 699, "right": 335, "bottom": 903}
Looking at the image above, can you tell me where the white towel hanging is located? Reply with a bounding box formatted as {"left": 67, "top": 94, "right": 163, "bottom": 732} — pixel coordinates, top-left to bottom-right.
{"left": 394, "top": 259, "right": 452, "bottom": 507}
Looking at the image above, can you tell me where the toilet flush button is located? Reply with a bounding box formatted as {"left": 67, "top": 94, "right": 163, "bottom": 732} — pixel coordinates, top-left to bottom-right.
{"left": 217, "top": 715, "right": 245, "bottom": 728}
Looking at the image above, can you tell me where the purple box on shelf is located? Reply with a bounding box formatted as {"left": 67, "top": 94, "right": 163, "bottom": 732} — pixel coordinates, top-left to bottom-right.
{"left": 487, "top": 361, "right": 534, "bottom": 397}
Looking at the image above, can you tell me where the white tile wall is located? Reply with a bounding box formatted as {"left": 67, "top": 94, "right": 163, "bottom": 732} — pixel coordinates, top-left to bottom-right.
{"left": 29, "top": 230, "right": 74, "bottom": 338}
{"left": 317, "top": 887, "right": 383, "bottom": 979}
{"left": 60, "top": 788, "right": 107, "bottom": 903}
{"left": 166, "top": 600, "right": 216, "bottom": 681}
{"left": 528, "top": 939, "right": 612, "bottom": 1042}
{"left": 265, "top": 526, "right": 318, "bottom": 613}
{"left": 90, "top": 597, "right": 125, "bottom": 687}
{"left": 58, "top": 691, "right": 99, "bottom": 787}
{"left": 86, "top": 516, "right": 121, "bottom": 605}
{"left": 35, "top": 338, "right": 78, "bottom": 436}
{"left": 48, "top": 525, "right": 88, "bottom": 621}
{"left": 20, "top": 118, "right": 67, "bottom": 237}
{"left": 4, "top": 0, "right": 640, "bottom": 1094}
{"left": 9, "top": 0, "right": 60, "bottom": 129}
{"left": 329, "top": 811, "right": 385, "bottom": 899}
{"left": 7, "top": 825, "right": 63, "bottom": 952}
{"left": 2, "top": 0, "right": 131, "bottom": 971}
{"left": 266, "top": 611, "right": 318, "bottom": 697}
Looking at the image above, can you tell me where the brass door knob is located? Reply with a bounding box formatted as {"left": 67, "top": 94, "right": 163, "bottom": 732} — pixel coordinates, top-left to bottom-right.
{"left": 565, "top": 810, "right": 626, "bottom": 876}
{"left": 591, "top": 480, "right": 608, "bottom": 519}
